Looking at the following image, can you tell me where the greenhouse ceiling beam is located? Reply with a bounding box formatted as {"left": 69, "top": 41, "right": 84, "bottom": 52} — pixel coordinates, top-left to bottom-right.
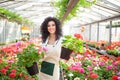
{"left": 83, "top": 14, "right": 120, "bottom": 26}
{"left": 85, "top": 8, "right": 106, "bottom": 18}
{"left": 0, "top": 1, "right": 22, "bottom": 7}
{"left": 90, "top": 7, "right": 108, "bottom": 17}
{"left": 95, "top": 3, "right": 120, "bottom": 13}
{"left": 93, "top": 5, "right": 116, "bottom": 15}
{"left": 14, "top": 3, "right": 34, "bottom": 11}
{"left": 60, "top": 0, "right": 79, "bottom": 23}
{"left": 3, "top": 2, "right": 25, "bottom": 9}
{"left": 0, "top": 2, "right": 13, "bottom": 7}
{"left": 0, "top": 0, "right": 12, "bottom": 4}
{"left": 80, "top": 13, "right": 100, "bottom": 20}
{"left": 13, "top": 0, "right": 49, "bottom": 2}
{"left": 103, "top": 0, "right": 120, "bottom": 10}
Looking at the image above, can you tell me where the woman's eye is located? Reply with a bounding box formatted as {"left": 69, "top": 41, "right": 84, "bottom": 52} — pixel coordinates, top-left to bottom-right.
{"left": 52, "top": 24, "right": 55, "bottom": 26}
{"left": 47, "top": 25, "right": 50, "bottom": 27}
{"left": 48, "top": 24, "right": 55, "bottom": 27}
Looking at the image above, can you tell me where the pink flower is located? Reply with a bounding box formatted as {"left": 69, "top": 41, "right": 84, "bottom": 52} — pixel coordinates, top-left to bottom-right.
{"left": 7, "top": 60, "right": 14, "bottom": 64}
{"left": 75, "top": 62, "right": 82, "bottom": 67}
{"left": 106, "top": 65, "right": 113, "bottom": 70}
{"left": 71, "top": 65, "right": 79, "bottom": 71}
{"left": 16, "top": 42, "right": 21, "bottom": 47}
{"left": 69, "top": 63, "right": 82, "bottom": 72}
{"left": 112, "top": 61, "right": 118, "bottom": 66}
{"left": 87, "top": 66, "right": 92, "bottom": 71}
{"left": 42, "top": 46, "right": 48, "bottom": 51}
{"left": 18, "top": 48, "right": 22, "bottom": 52}
{"left": 99, "top": 62, "right": 105, "bottom": 66}
{"left": 76, "top": 54, "right": 84, "bottom": 59}
{"left": 117, "top": 72, "right": 120, "bottom": 76}
{"left": 118, "top": 77, "right": 120, "bottom": 80}
{"left": 79, "top": 68, "right": 84, "bottom": 73}
{"left": 12, "top": 50, "right": 17, "bottom": 53}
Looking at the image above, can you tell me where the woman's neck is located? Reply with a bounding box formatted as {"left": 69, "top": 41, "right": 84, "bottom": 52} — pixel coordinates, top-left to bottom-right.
{"left": 48, "top": 34, "right": 56, "bottom": 45}
{"left": 49, "top": 34, "right": 56, "bottom": 40}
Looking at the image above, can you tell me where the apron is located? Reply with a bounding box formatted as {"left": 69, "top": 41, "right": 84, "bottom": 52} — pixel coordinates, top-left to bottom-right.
{"left": 39, "top": 37, "right": 62, "bottom": 80}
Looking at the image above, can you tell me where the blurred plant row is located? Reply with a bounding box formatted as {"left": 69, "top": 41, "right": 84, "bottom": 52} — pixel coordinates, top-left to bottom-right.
{"left": 0, "top": 34, "right": 120, "bottom": 80}
{"left": 60, "top": 33, "right": 120, "bottom": 80}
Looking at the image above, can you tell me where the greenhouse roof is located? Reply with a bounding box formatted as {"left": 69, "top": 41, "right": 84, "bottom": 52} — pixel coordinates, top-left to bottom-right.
{"left": 0, "top": 0, "right": 120, "bottom": 26}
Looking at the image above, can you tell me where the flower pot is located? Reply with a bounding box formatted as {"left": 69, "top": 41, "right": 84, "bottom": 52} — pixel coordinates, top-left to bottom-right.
{"left": 60, "top": 47, "right": 72, "bottom": 60}
{"left": 26, "top": 62, "right": 39, "bottom": 76}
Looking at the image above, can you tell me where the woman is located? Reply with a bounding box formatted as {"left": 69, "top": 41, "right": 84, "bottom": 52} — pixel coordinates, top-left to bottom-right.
{"left": 99, "top": 43, "right": 106, "bottom": 53}
{"left": 39, "top": 17, "right": 62, "bottom": 80}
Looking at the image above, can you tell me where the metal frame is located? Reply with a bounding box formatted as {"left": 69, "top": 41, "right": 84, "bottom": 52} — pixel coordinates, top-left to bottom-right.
{"left": 0, "top": 0, "right": 120, "bottom": 26}
{"left": 60, "top": 0, "right": 79, "bottom": 23}
{"left": 83, "top": 14, "right": 120, "bottom": 26}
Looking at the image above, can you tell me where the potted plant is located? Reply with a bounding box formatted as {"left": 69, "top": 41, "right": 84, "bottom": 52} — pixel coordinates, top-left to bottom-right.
{"left": 17, "top": 43, "right": 43, "bottom": 75}
{"left": 61, "top": 35, "right": 83, "bottom": 60}
{"left": 0, "top": 58, "right": 37, "bottom": 79}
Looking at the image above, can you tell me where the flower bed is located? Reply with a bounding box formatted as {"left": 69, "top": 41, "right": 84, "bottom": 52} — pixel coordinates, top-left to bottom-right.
{"left": 60, "top": 34, "right": 120, "bottom": 80}
{"left": 60, "top": 48, "right": 120, "bottom": 80}
{"left": 0, "top": 39, "right": 43, "bottom": 80}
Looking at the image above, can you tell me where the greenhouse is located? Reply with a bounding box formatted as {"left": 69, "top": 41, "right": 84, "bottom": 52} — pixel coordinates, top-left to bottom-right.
{"left": 0, "top": 0, "right": 120, "bottom": 80}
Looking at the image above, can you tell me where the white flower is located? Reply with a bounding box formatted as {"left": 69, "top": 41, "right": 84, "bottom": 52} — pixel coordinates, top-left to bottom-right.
{"left": 74, "top": 77, "right": 80, "bottom": 80}
{"left": 94, "top": 66, "right": 99, "bottom": 70}
{"left": 68, "top": 73, "right": 73, "bottom": 77}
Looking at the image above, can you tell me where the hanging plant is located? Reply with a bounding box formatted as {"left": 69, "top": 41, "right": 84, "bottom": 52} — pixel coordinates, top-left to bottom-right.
{"left": 0, "top": 7, "right": 34, "bottom": 25}
{"left": 106, "top": 21, "right": 120, "bottom": 28}
{"left": 53, "top": 0, "right": 96, "bottom": 23}
{"left": 54, "top": 0, "right": 69, "bottom": 20}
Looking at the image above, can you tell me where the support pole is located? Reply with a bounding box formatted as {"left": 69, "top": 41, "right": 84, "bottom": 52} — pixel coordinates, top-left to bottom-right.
{"left": 89, "top": 24, "right": 91, "bottom": 40}
{"left": 97, "top": 23, "right": 99, "bottom": 42}
{"left": 109, "top": 21, "right": 112, "bottom": 45}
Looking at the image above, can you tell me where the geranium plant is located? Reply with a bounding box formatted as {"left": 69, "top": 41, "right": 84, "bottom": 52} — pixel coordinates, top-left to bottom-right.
{"left": 17, "top": 43, "right": 43, "bottom": 67}
{"left": 62, "top": 35, "right": 83, "bottom": 53}
{"left": 0, "top": 57, "right": 37, "bottom": 80}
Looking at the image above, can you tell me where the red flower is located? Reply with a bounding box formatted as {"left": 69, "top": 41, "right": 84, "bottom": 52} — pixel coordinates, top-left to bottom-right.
{"left": 117, "top": 56, "right": 120, "bottom": 61}
{"left": 90, "top": 73, "right": 98, "bottom": 79}
{"left": 30, "top": 78, "right": 35, "bottom": 80}
{"left": 24, "top": 75, "right": 29, "bottom": 79}
{"left": 100, "top": 55, "right": 108, "bottom": 61}
{"left": 1, "top": 68, "right": 7, "bottom": 75}
{"left": 74, "top": 33, "right": 83, "bottom": 40}
{"left": 11, "top": 69, "right": 16, "bottom": 73}
{"left": 9, "top": 72, "right": 16, "bottom": 78}
{"left": 112, "top": 75, "right": 118, "bottom": 80}
{"left": 86, "top": 49, "right": 92, "bottom": 54}
{"left": 106, "top": 45, "right": 111, "bottom": 50}
{"left": 19, "top": 72, "right": 23, "bottom": 77}
{"left": 0, "top": 59, "right": 3, "bottom": 63}
{"left": 5, "top": 66, "right": 10, "bottom": 69}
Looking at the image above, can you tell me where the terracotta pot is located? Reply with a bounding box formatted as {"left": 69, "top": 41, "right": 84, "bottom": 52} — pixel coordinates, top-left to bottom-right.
{"left": 26, "top": 62, "right": 39, "bottom": 76}
{"left": 60, "top": 47, "right": 72, "bottom": 60}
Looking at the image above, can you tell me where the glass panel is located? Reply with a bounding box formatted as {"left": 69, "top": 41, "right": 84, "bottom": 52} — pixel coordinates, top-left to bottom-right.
{"left": 93, "top": 5, "right": 119, "bottom": 15}
{"left": 91, "top": 6, "right": 113, "bottom": 17}
{"left": 107, "top": 0, "right": 120, "bottom": 7}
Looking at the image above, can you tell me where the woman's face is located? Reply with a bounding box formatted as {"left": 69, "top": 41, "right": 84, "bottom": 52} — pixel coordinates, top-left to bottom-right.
{"left": 47, "top": 21, "right": 56, "bottom": 34}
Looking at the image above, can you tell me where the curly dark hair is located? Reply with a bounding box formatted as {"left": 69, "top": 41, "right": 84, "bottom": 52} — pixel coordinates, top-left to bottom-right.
{"left": 40, "top": 17, "right": 62, "bottom": 43}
